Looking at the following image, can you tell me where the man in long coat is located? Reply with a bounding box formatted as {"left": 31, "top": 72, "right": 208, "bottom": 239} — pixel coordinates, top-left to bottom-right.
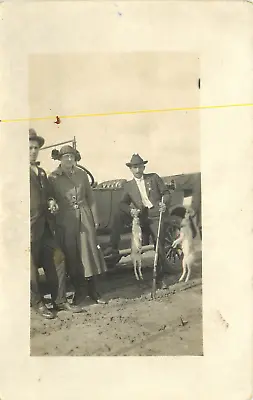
{"left": 105, "top": 153, "right": 170, "bottom": 288}
{"left": 48, "top": 145, "right": 107, "bottom": 305}
{"left": 29, "top": 129, "right": 83, "bottom": 319}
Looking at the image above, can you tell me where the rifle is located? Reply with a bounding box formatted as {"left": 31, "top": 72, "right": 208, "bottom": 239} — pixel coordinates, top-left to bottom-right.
{"left": 151, "top": 195, "right": 164, "bottom": 299}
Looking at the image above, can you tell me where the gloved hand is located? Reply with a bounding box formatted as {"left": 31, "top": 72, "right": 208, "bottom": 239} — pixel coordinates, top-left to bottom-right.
{"left": 48, "top": 199, "right": 59, "bottom": 214}
{"left": 158, "top": 202, "right": 166, "bottom": 213}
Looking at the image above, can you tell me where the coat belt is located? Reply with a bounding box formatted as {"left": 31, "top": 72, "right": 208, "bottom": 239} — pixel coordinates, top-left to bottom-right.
{"left": 63, "top": 201, "right": 86, "bottom": 210}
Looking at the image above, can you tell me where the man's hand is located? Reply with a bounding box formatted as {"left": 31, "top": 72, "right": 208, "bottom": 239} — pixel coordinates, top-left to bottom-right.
{"left": 158, "top": 202, "right": 166, "bottom": 213}
{"left": 172, "top": 238, "right": 180, "bottom": 248}
{"left": 48, "top": 199, "right": 59, "bottom": 214}
{"left": 172, "top": 233, "right": 183, "bottom": 248}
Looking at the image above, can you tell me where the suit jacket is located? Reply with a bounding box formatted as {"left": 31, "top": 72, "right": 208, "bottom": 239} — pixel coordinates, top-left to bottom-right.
{"left": 119, "top": 173, "right": 170, "bottom": 216}
{"left": 30, "top": 165, "right": 53, "bottom": 243}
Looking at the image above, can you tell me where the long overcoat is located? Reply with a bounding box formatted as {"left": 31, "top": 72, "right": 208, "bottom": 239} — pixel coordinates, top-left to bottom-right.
{"left": 48, "top": 165, "right": 106, "bottom": 278}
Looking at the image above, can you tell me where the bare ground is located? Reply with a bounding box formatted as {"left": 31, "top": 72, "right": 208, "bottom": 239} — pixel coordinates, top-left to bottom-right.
{"left": 30, "top": 246, "right": 202, "bottom": 357}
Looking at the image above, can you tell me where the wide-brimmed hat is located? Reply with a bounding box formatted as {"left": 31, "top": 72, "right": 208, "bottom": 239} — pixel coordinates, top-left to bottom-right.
{"left": 52, "top": 146, "right": 81, "bottom": 161}
{"left": 29, "top": 128, "right": 45, "bottom": 148}
{"left": 126, "top": 153, "right": 148, "bottom": 167}
{"left": 59, "top": 145, "right": 78, "bottom": 160}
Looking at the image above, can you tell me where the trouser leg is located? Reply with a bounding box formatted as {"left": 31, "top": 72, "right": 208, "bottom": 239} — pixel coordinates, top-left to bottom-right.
{"left": 52, "top": 247, "right": 67, "bottom": 305}
{"left": 67, "top": 249, "right": 87, "bottom": 302}
{"left": 148, "top": 217, "right": 166, "bottom": 282}
{"left": 54, "top": 260, "right": 67, "bottom": 305}
{"left": 110, "top": 209, "right": 132, "bottom": 250}
{"left": 30, "top": 241, "right": 43, "bottom": 307}
{"left": 40, "top": 243, "right": 59, "bottom": 303}
{"left": 57, "top": 227, "right": 85, "bottom": 295}
{"left": 87, "top": 276, "right": 96, "bottom": 298}
{"left": 39, "top": 230, "right": 68, "bottom": 305}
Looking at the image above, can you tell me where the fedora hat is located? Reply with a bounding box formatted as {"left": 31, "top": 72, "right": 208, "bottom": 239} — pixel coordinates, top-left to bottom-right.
{"left": 29, "top": 128, "right": 45, "bottom": 148}
{"left": 126, "top": 153, "right": 148, "bottom": 167}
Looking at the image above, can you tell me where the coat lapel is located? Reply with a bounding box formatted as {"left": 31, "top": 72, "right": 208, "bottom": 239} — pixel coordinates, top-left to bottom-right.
{"left": 143, "top": 174, "right": 151, "bottom": 199}
{"left": 30, "top": 166, "right": 41, "bottom": 188}
{"left": 130, "top": 179, "right": 143, "bottom": 208}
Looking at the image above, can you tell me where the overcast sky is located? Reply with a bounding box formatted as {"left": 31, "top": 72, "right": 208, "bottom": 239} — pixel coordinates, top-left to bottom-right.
{"left": 29, "top": 53, "right": 200, "bottom": 182}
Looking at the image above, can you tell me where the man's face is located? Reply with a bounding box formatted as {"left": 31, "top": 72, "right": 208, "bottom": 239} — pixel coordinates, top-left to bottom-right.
{"left": 29, "top": 140, "right": 40, "bottom": 163}
{"left": 130, "top": 164, "right": 145, "bottom": 179}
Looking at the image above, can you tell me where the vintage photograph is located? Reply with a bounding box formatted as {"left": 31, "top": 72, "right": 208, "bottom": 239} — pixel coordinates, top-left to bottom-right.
{"left": 29, "top": 53, "right": 202, "bottom": 356}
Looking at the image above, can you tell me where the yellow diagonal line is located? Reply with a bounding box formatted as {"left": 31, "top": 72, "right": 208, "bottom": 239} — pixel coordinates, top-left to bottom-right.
{"left": 1, "top": 103, "right": 253, "bottom": 123}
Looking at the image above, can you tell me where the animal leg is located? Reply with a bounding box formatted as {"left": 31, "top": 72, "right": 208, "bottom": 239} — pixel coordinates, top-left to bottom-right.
{"left": 138, "top": 259, "right": 143, "bottom": 280}
{"left": 133, "top": 259, "right": 140, "bottom": 281}
{"left": 179, "top": 258, "right": 187, "bottom": 282}
{"left": 185, "top": 254, "right": 194, "bottom": 282}
{"left": 185, "top": 264, "right": 191, "bottom": 282}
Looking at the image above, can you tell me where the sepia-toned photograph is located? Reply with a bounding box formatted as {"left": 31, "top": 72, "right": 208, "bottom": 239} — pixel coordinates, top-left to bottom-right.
{"left": 29, "top": 53, "right": 202, "bottom": 356}
{"left": 1, "top": 1, "right": 253, "bottom": 399}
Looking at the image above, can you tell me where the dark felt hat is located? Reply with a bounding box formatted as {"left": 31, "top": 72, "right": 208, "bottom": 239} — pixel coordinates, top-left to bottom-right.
{"left": 29, "top": 128, "right": 45, "bottom": 148}
{"left": 59, "top": 145, "right": 78, "bottom": 159}
{"left": 126, "top": 153, "right": 148, "bottom": 167}
{"left": 52, "top": 146, "right": 81, "bottom": 161}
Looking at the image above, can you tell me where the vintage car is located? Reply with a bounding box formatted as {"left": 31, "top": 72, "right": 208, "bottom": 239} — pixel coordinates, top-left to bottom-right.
{"left": 43, "top": 138, "right": 201, "bottom": 270}
{"left": 93, "top": 172, "right": 201, "bottom": 269}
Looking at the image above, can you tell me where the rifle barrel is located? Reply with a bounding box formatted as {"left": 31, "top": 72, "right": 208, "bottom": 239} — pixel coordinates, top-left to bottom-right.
{"left": 41, "top": 139, "right": 75, "bottom": 150}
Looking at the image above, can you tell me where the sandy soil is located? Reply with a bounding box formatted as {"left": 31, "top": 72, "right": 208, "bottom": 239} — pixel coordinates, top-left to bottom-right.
{"left": 30, "top": 246, "right": 202, "bottom": 357}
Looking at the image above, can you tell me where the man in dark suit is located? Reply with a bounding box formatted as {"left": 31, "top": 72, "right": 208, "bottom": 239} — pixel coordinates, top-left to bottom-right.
{"left": 29, "top": 129, "right": 83, "bottom": 319}
{"left": 106, "top": 154, "right": 170, "bottom": 288}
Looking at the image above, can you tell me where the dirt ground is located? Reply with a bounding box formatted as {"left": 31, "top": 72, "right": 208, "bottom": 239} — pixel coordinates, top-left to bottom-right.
{"left": 30, "top": 245, "right": 202, "bottom": 356}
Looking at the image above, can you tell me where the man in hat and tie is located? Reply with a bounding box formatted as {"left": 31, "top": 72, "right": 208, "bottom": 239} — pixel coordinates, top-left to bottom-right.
{"left": 106, "top": 153, "right": 170, "bottom": 289}
{"left": 29, "top": 129, "right": 83, "bottom": 319}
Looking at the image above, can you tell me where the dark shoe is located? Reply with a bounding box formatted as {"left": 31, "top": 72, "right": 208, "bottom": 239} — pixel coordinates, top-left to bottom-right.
{"left": 54, "top": 302, "right": 85, "bottom": 313}
{"left": 89, "top": 291, "right": 108, "bottom": 304}
{"left": 35, "top": 303, "right": 55, "bottom": 320}
{"left": 72, "top": 291, "right": 87, "bottom": 306}
{"left": 103, "top": 247, "right": 119, "bottom": 257}
{"left": 95, "top": 298, "right": 108, "bottom": 305}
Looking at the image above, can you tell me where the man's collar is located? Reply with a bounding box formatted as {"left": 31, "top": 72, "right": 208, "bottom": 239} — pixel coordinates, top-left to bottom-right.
{"left": 133, "top": 175, "right": 144, "bottom": 182}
